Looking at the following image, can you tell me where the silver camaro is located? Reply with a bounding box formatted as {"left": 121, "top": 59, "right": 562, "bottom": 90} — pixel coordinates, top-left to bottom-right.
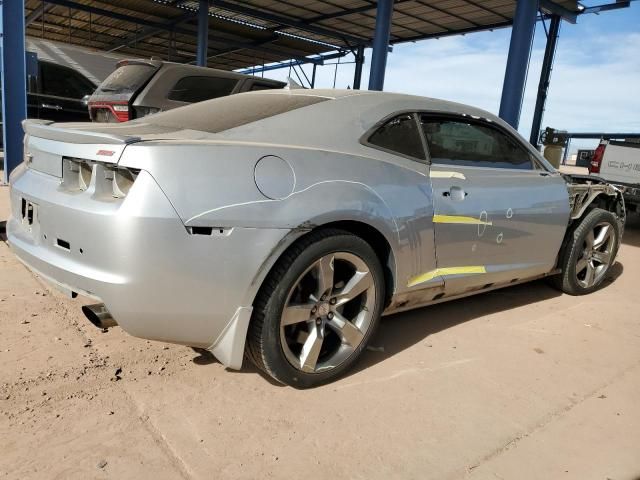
{"left": 8, "top": 89, "right": 625, "bottom": 387}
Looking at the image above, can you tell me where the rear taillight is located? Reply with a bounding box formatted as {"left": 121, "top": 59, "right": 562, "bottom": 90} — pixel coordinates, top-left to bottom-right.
{"left": 89, "top": 102, "right": 130, "bottom": 122}
{"left": 61, "top": 157, "right": 139, "bottom": 198}
{"left": 589, "top": 143, "right": 606, "bottom": 174}
{"left": 111, "top": 104, "right": 130, "bottom": 122}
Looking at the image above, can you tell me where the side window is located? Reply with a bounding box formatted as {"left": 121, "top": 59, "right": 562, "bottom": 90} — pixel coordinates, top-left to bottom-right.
{"left": 167, "top": 76, "right": 238, "bottom": 103}
{"left": 367, "top": 113, "right": 425, "bottom": 160}
{"left": 40, "top": 62, "right": 95, "bottom": 99}
{"left": 420, "top": 115, "right": 533, "bottom": 169}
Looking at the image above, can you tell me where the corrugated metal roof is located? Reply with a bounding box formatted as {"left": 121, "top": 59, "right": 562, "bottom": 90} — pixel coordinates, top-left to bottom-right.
{"left": 24, "top": 0, "right": 581, "bottom": 71}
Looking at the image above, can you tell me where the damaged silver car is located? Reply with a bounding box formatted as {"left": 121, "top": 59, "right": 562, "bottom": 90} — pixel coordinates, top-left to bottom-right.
{"left": 8, "top": 90, "right": 625, "bottom": 387}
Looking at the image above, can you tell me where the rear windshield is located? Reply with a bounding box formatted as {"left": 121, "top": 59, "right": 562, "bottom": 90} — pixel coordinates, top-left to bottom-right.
{"left": 96, "top": 64, "right": 157, "bottom": 95}
{"left": 135, "top": 92, "right": 329, "bottom": 134}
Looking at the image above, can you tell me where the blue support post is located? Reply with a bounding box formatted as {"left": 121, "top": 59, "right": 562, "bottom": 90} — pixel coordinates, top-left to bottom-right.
{"left": 196, "top": 0, "right": 209, "bottom": 67}
{"left": 1, "top": 0, "right": 27, "bottom": 183}
{"left": 353, "top": 45, "right": 365, "bottom": 90}
{"left": 499, "top": 0, "right": 538, "bottom": 129}
{"left": 368, "top": 0, "right": 394, "bottom": 91}
{"left": 530, "top": 14, "right": 561, "bottom": 146}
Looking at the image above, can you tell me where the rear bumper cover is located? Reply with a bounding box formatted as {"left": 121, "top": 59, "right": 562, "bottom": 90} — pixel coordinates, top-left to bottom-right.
{"left": 7, "top": 164, "right": 293, "bottom": 368}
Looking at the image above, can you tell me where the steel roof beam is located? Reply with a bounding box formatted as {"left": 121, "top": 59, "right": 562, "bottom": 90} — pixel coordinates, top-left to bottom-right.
{"left": 581, "top": 1, "right": 631, "bottom": 14}
{"left": 539, "top": 0, "right": 577, "bottom": 23}
{"left": 106, "top": 11, "right": 198, "bottom": 51}
{"left": 392, "top": 19, "right": 514, "bottom": 44}
{"left": 210, "top": 0, "right": 370, "bottom": 46}
{"left": 38, "top": 0, "right": 324, "bottom": 64}
{"left": 459, "top": 0, "right": 510, "bottom": 21}
{"left": 25, "top": 3, "right": 55, "bottom": 26}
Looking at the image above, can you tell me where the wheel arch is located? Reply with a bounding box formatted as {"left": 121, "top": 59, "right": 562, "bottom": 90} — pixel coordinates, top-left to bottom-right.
{"left": 250, "top": 219, "right": 397, "bottom": 312}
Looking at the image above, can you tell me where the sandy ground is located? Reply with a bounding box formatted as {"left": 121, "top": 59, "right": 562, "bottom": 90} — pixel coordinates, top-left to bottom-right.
{"left": 1, "top": 182, "right": 639, "bottom": 480}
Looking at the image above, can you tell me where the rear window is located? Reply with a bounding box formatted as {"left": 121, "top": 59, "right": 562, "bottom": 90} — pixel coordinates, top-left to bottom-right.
{"left": 96, "top": 64, "right": 157, "bottom": 95}
{"left": 136, "top": 92, "right": 329, "bottom": 134}
{"left": 167, "top": 76, "right": 238, "bottom": 103}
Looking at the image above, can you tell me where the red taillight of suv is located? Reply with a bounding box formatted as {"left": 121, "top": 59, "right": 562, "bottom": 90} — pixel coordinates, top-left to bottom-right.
{"left": 589, "top": 143, "right": 606, "bottom": 174}
{"left": 89, "top": 102, "right": 130, "bottom": 122}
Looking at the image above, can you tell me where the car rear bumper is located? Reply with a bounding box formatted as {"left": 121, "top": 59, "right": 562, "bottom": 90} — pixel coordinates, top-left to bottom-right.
{"left": 7, "top": 163, "right": 292, "bottom": 364}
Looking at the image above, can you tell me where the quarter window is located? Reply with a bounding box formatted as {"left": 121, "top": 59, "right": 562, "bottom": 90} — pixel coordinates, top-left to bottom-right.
{"left": 168, "top": 76, "right": 238, "bottom": 103}
{"left": 420, "top": 116, "right": 533, "bottom": 169}
{"left": 367, "top": 114, "right": 425, "bottom": 160}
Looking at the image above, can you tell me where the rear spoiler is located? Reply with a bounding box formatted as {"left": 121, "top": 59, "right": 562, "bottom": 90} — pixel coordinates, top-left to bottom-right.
{"left": 116, "top": 58, "right": 163, "bottom": 69}
{"left": 22, "top": 119, "right": 140, "bottom": 145}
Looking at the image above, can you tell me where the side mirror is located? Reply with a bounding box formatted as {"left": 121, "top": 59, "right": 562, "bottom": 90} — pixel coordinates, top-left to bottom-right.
{"left": 82, "top": 94, "right": 91, "bottom": 106}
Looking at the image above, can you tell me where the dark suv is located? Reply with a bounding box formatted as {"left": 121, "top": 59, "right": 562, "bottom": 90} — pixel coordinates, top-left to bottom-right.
{"left": 28, "top": 60, "right": 96, "bottom": 122}
{"left": 88, "top": 59, "right": 287, "bottom": 123}
{"left": 1, "top": 59, "right": 95, "bottom": 147}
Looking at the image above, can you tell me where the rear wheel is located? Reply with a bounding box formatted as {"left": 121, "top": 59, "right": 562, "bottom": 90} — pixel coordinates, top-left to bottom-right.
{"left": 552, "top": 208, "right": 620, "bottom": 295}
{"left": 246, "top": 229, "right": 385, "bottom": 388}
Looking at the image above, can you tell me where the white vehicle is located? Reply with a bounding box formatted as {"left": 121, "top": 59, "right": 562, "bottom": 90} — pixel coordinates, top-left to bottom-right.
{"left": 589, "top": 140, "right": 640, "bottom": 213}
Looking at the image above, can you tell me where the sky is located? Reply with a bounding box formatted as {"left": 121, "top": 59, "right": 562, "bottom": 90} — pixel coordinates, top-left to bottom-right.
{"left": 264, "top": 2, "right": 640, "bottom": 154}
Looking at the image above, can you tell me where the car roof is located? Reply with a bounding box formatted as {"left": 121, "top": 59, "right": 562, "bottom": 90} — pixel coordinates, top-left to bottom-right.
{"left": 117, "top": 58, "right": 286, "bottom": 85}
{"left": 214, "top": 88, "right": 512, "bottom": 147}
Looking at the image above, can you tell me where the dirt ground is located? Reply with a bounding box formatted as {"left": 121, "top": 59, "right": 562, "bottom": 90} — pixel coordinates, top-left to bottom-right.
{"left": 1, "top": 181, "right": 639, "bottom": 480}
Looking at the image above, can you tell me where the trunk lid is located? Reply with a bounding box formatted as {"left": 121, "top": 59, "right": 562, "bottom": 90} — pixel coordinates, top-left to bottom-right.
{"left": 23, "top": 120, "right": 141, "bottom": 177}
{"left": 21, "top": 119, "right": 176, "bottom": 199}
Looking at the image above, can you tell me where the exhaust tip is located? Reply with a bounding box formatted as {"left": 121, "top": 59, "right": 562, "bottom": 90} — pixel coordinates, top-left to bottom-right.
{"left": 82, "top": 303, "right": 117, "bottom": 329}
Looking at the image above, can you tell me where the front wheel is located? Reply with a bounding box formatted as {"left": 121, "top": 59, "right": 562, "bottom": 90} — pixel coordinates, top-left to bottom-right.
{"left": 552, "top": 208, "right": 621, "bottom": 295}
{"left": 246, "top": 229, "right": 385, "bottom": 388}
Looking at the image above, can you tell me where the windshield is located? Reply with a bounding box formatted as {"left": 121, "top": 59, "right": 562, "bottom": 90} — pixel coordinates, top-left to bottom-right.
{"left": 136, "top": 92, "right": 329, "bottom": 134}
{"left": 96, "top": 64, "right": 157, "bottom": 94}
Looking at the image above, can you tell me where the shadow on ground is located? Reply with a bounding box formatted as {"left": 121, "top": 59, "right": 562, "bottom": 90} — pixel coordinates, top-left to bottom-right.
{"left": 192, "top": 257, "right": 625, "bottom": 387}
{"left": 348, "top": 261, "right": 623, "bottom": 379}
{"left": 622, "top": 214, "right": 640, "bottom": 248}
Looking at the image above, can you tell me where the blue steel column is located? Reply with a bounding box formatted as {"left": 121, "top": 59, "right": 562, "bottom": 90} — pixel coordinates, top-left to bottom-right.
{"left": 499, "top": 0, "right": 538, "bottom": 129}
{"left": 368, "top": 0, "right": 394, "bottom": 91}
{"left": 196, "top": 0, "right": 209, "bottom": 67}
{"left": 529, "top": 15, "right": 561, "bottom": 146}
{"left": 1, "top": 0, "right": 27, "bottom": 183}
{"left": 353, "top": 45, "right": 365, "bottom": 90}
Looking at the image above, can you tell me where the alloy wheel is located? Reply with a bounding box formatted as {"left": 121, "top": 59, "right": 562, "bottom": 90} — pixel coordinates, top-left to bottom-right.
{"left": 279, "top": 252, "right": 376, "bottom": 374}
{"left": 575, "top": 221, "right": 615, "bottom": 288}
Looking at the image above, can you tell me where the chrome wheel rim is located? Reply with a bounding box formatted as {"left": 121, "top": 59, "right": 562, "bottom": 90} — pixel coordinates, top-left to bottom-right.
{"left": 576, "top": 221, "right": 615, "bottom": 288}
{"left": 279, "top": 252, "right": 376, "bottom": 374}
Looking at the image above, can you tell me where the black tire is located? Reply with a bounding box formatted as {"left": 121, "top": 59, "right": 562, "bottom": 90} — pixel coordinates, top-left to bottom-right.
{"left": 551, "top": 208, "right": 621, "bottom": 295}
{"left": 246, "top": 229, "right": 385, "bottom": 388}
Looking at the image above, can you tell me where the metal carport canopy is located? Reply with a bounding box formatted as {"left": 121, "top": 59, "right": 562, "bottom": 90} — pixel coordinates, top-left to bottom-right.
{"left": 2, "top": 0, "right": 630, "bottom": 182}
{"left": 22, "top": 0, "right": 581, "bottom": 70}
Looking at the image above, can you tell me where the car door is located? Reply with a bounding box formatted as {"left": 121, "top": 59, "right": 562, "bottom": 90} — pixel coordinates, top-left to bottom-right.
{"left": 418, "top": 113, "right": 570, "bottom": 296}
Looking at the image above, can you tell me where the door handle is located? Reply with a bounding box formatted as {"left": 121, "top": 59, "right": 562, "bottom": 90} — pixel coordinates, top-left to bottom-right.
{"left": 41, "top": 103, "right": 62, "bottom": 110}
{"left": 443, "top": 186, "right": 467, "bottom": 201}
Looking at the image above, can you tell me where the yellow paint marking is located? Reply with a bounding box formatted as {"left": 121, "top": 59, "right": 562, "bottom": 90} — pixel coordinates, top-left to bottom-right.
{"left": 408, "top": 266, "right": 487, "bottom": 288}
{"left": 433, "top": 214, "right": 493, "bottom": 226}
{"left": 429, "top": 171, "right": 466, "bottom": 180}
